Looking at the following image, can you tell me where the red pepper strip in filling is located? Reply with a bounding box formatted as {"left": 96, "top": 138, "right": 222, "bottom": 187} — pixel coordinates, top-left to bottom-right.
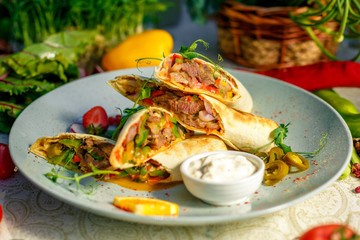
{"left": 142, "top": 98, "right": 154, "bottom": 106}
{"left": 151, "top": 90, "right": 165, "bottom": 97}
{"left": 73, "top": 155, "right": 81, "bottom": 163}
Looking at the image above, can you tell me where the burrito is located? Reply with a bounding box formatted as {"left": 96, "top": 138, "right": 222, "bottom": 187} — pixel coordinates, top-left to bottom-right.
{"left": 154, "top": 53, "right": 253, "bottom": 112}
{"left": 108, "top": 75, "right": 278, "bottom": 153}
{"left": 109, "top": 106, "right": 192, "bottom": 169}
{"left": 111, "top": 135, "right": 228, "bottom": 183}
{"left": 29, "top": 133, "right": 115, "bottom": 173}
{"left": 29, "top": 133, "right": 227, "bottom": 183}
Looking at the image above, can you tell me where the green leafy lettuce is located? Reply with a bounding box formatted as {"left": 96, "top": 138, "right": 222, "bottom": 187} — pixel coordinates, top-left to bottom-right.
{"left": 0, "top": 30, "right": 103, "bottom": 134}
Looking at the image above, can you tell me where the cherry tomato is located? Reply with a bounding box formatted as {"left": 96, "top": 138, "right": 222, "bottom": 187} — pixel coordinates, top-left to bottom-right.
{"left": 299, "top": 224, "right": 359, "bottom": 240}
{"left": 0, "top": 143, "right": 15, "bottom": 179}
{"left": 82, "top": 106, "right": 109, "bottom": 135}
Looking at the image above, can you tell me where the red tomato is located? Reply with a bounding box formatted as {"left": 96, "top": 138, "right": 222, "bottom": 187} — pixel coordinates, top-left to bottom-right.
{"left": 0, "top": 204, "right": 2, "bottom": 223}
{"left": 299, "top": 224, "right": 359, "bottom": 240}
{"left": 0, "top": 143, "right": 15, "bottom": 179}
{"left": 82, "top": 106, "right": 109, "bottom": 135}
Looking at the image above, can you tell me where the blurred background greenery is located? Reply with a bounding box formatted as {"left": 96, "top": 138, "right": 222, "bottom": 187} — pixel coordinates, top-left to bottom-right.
{"left": 1, "top": 0, "right": 360, "bottom": 134}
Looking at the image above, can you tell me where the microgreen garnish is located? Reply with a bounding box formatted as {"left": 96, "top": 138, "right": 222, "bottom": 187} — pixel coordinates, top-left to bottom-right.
{"left": 133, "top": 79, "right": 152, "bottom": 107}
{"left": 45, "top": 165, "right": 120, "bottom": 194}
{"left": 135, "top": 57, "right": 163, "bottom": 72}
{"left": 178, "top": 39, "right": 226, "bottom": 81}
{"left": 179, "top": 39, "right": 224, "bottom": 67}
{"left": 296, "top": 132, "right": 328, "bottom": 158}
{"left": 251, "top": 122, "right": 327, "bottom": 158}
{"left": 274, "top": 123, "right": 292, "bottom": 153}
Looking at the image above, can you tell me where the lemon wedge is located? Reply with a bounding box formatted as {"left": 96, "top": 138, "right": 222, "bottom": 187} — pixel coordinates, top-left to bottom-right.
{"left": 113, "top": 196, "right": 179, "bottom": 216}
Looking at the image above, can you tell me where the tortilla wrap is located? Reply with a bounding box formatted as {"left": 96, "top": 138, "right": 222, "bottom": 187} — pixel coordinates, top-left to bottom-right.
{"left": 151, "top": 135, "right": 228, "bottom": 182}
{"left": 108, "top": 74, "right": 278, "bottom": 153}
{"left": 109, "top": 106, "right": 192, "bottom": 169}
{"left": 154, "top": 53, "right": 253, "bottom": 112}
{"left": 201, "top": 95, "right": 278, "bottom": 152}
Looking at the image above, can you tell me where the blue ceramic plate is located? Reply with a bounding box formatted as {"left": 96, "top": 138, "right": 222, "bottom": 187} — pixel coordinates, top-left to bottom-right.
{"left": 9, "top": 67, "right": 352, "bottom": 225}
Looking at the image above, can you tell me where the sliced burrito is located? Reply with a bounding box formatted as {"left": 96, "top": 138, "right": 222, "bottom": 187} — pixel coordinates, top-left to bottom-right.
{"left": 109, "top": 106, "right": 192, "bottom": 169}
{"left": 154, "top": 53, "right": 253, "bottom": 112}
{"left": 29, "top": 133, "right": 226, "bottom": 183}
{"left": 108, "top": 74, "right": 278, "bottom": 153}
{"left": 113, "top": 135, "right": 228, "bottom": 183}
{"left": 29, "top": 133, "right": 115, "bottom": 173}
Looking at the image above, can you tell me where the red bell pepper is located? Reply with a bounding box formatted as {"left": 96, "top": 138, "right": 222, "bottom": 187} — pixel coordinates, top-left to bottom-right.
{"left": 253, "top": 61, "right": 360, "bottom": 91}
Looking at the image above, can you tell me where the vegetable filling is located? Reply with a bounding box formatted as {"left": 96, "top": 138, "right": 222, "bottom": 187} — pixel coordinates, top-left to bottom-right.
{"left": 161, "top": 54, "right": 235, "bottom": 99}
{"left": 121, "top": 109, "right": 187, "bottom": 165}
{"left": 44, "top": 137, "right": 171, "bottom": 183}
{"left": 127, "top": 84, "right": 222, "bottom": 133}
{"left": 115, "top": 159, "right": 170, "bottom": 183}
{"left": 46, "top": 138, "right": 114, "bottom": 173}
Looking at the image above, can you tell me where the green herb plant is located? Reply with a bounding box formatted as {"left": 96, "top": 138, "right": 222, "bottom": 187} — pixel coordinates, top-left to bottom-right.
{"left": 289, "top": 0, "right": 360, "bottom": 61}
{"left": 1, "top": 0, "right": 168, "bottom": 48}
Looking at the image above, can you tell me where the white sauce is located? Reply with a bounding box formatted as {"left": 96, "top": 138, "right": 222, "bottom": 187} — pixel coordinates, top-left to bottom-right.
{"left": 187, "top": 153, "right": 257, "bottom": 182}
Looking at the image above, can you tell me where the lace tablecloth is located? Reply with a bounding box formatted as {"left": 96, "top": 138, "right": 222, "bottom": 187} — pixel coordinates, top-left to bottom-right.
{"left": 1, "top": 173, "right": 359, "bottom": 240}
{"left": 1, "top": 88, "right": 359, "bottom": 240}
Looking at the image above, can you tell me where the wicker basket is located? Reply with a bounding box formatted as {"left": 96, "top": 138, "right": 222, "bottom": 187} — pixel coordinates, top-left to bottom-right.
{"left": 217, "top": 1, "right": 339, "bottom": 70}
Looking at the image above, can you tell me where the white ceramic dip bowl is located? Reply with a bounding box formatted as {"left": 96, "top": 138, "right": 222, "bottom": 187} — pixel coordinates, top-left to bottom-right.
{"left": 180, "top": 150, "right": 265, "bottom": 206}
